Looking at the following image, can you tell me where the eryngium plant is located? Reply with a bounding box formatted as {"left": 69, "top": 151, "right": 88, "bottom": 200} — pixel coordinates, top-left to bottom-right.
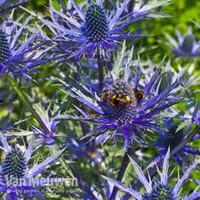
{"left": 0, "top": 131, "right": 65, "bottom": 199}
{"left": 107, "top": 150, "right": 200, "bottom": 200}
{"left": 0, "top": 1, "right": 199, "bottom": 200}
{"left": 30, "top": 0, "right": 170, "bottom": 60}
{"left": 0, "top": 14, "right": 48, "bottom": 79}
{"left": 59, "top": 47, "right": 186, "bottom": 150}
{"left": 166, "top": 28, "right": 200, "bottom": 58}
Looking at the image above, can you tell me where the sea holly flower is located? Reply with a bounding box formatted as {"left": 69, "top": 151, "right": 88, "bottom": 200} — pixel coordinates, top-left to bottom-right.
{"left": 59, "top": 48, "right": 184, "bottom": 150}
{"left": 0, "top": 14, "right": 48, "bottom": 80}
{"left": 0, "top": 131, "right": 66, "bottom": 199}
{"left": 152, "top": 118, "right": 200, "bottom": 170}
{"left": 166, "top": 28, "right": 200, "bottom": 58}
{"left": 31, "top": 103, "right": 60, "bottom": 145}
{"left": 106, "top": 150, "right": 200, "bottom": 200}
{"left": 8, "top": 103, "right": 62, "bottom": 145}
{"left": 27, "top": 0, "right": 170, "bottom": 60}
{"left": 139, "top": 59, "right": 199, "bottom": 92}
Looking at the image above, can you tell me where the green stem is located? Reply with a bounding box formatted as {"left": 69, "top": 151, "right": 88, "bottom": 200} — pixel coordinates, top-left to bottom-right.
{"left": 109, "top": 148, "right": 131, "bottom": 200}
{"left": 6, "top": 75, "right": 51, "bottom": 135}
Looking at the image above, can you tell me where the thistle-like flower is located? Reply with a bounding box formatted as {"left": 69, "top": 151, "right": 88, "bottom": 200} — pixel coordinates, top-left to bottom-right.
{"left": 166, "top": 28, "right": 200, "bottom": 58}
{"left": 29, "top": 0, "right": 170, "bottom": 60}
{"left": 107, "top": 150, "right": 200, "bottom": 200}
{"left": 0, "top": 14, "right": 48, "bottom": 80}
{"left": 153, "top": 118, "right": 200, "bottom": 170}
{"left": 59, "top": 49, "right": 184, "bottom": 150}
{"left": 0, "top": 131, "right": 65, "bottom": 199}
{"left": 9, "top": 103, "right": 61, "bottom": 145}
{"left": 32, "top": 103, "right": 60, "bottom": 145}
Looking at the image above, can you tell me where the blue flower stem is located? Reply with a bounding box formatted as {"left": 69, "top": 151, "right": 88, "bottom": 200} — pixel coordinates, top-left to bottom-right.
{"left": 6, "top": 74, "right": 51, "bottom": 135}
{"left": 109, "top": 150, "right": 130, "bottom": 200}
{"left": 97, "top": 49, "right": 104, "bottom": 91}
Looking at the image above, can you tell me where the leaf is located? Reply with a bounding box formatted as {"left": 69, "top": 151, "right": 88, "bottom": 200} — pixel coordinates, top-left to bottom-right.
{"left": 176, "top": 120, "right": 191, "bottom": 132}
{"left": 6, "top": 75, "right": 51, "bottom": 135}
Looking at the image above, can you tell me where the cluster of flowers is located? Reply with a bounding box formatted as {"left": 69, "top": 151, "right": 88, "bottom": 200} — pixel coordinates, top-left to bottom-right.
{"left": 0, "top": 0, "right": 200, "bottom": 199}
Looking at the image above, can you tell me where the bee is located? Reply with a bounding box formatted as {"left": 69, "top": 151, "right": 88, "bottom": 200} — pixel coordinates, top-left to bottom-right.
{"left": 100, "top": 88, "right": 144, "bottom": 107}
{"left": 134, "top": 88, "right": 145, "bottom": 102}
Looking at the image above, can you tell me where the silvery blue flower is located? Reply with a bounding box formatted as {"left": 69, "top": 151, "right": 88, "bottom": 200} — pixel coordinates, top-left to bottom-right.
{"left": 30, "top": 0, "right": 170, "bottom": 59}
{"left": 153, "top": 118, "right": 200, "bottom": 170}
{"left": 0, "top": 14, "right": 48, "bottom": 80}
{"left": 166, "top": 28, "right": 200, "bottom": 58}
{"left": 9, "top": 103, "right": 61, "bottom": 145}
{"left": 107, "top": 149, "right": 200, "bottom": 200}
{"left": 32, "top": 103, "right": 60, "bottom": 145}
{"left": 0, "top": 131, "right": 66, "bottom": 199}
{"left": 140, "top": 59, "right": 199, "bottom": 90}
{"left": 59, "top": 49, "right": 184, "bottom": 150}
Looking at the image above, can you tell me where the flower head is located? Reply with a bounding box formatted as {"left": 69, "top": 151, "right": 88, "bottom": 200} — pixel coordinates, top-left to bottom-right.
{"left": 0, "top": 29, "right": 12, "bottom": 62}
{"left": 82, "top": 4, "right": 109, "bottom": 43}
{"left": 107, "top": 149, "right": 200, "bottom": 200}
{"left": 31, "top": 0, "right": 170, "bottom": 60}
{"left": 166, "top": 28, "right": 200, "bottom": 58}
{"left": 32, "top": 103, "right": 60, "bottom": 145}
{"left": 59, "top": 49, "right": 184, "bottom": 150}
{"left": 0, "top": 14, "right": 48, "bottom": 80}
{"left": 153, "top": 118, "right": 200, "bottom": 170}
{"left": 0, "top": 131, "right": 65, "bottom": 199}
{"left": 11, "top": 103, "right": 61, "bottom": 145}
{"left": 2, "top": 146, "right": 26, "bottom": 180}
